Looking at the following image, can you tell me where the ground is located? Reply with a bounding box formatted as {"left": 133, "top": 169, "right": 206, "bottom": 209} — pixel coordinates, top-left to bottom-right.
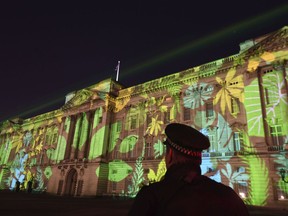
{"left": 0, "top": 190, "right": 287, "bottom": 216}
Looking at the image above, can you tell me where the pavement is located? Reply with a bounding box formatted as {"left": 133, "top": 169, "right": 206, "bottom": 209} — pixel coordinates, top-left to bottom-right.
{"left": 0, "top": 190, "right": 287, "bottom": 216}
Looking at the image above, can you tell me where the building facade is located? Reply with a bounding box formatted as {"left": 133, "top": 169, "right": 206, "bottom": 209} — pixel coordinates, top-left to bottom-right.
{"left": 0, "top": 26, "right": 288, "bottom": 207}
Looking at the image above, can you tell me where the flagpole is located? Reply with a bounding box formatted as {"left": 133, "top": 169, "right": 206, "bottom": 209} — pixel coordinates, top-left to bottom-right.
{"left": 116, "top": 61, "right": 120, "bottom": 82}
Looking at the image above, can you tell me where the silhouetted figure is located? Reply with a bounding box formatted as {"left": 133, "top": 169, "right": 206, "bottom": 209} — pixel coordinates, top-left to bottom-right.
{"left": 15, "top": 181, "right": 20, "bottom": 192}
{"left": 128, "top": 123, "right": 250, "bottom": 216}
{"left": 27, "top": 180, "right": 33, "bottom": 193}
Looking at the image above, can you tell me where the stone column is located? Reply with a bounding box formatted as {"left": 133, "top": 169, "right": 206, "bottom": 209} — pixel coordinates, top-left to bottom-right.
{"left": 70, "top": 114, "right": 82, "bottom": 159}
{"left": 83, "top": 110, "right": 95, "bottom": 159}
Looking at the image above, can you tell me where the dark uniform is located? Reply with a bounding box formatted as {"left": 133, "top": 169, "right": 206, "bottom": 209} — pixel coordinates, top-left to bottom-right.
{"left": 128, "top": 123, "right": 250, "bottom": 216}
{"left": 128, "top": 164, "right": 249, "bottom": 216}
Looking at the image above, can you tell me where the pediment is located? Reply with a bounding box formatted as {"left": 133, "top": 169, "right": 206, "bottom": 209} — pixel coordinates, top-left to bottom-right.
{"left": 62, "top": 89, "right": 94, "bottom": 110}
{"left": 61, "top": 79, "right": 118, "bottom": 110}
{"left": 243, "top": 26, "right": 287, "bottom": 58}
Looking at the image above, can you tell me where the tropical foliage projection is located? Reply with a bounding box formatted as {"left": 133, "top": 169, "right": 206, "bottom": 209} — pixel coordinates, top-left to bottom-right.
{"left": 0, "top": 26, "right": 287, "bottom": 207}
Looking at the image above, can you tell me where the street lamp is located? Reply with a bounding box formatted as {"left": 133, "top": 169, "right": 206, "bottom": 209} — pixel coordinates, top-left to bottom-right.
{"left": 280, "top": 168, "right": 288, "bottom": 183}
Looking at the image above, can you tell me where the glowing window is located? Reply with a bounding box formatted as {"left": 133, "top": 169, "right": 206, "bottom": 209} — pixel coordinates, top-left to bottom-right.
{"left": 130, "top": 116, "right": 137, "bottom": 130}
{"left": 116, "top": 120, "right": 122, "bottom": 132}
{"left": 144, "top": 142, "right": 153, "bottom": 159}
{"left": 231, "top": 98, "right": 240, "bottom": 114}
{"left": 277, "top": 182, "right": 288, "bottom": 200}
{"left": 52, "top": 133, "right": 58, "bottom": 144}
{"left": 235, "top": 182, "right": 248, "bottom": 199}
{"left": 207, "top": 129, "right": 217, "bottom": 152}
{"left": 45, "top": 134, "right": 50, "bottom": 144}
{"left": 233, "top": 132, "right": 243, "bottom": 151}
{"left": 270, "top": 124, "right": 283, "bottom": 146}
{"left": 129, "top": 142, "right": 136, "bottom": 158}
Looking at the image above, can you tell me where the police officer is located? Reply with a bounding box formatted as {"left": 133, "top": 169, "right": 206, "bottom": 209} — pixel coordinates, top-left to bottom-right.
{"left": 128, "top": 123, "right": 249, "bottom": 216}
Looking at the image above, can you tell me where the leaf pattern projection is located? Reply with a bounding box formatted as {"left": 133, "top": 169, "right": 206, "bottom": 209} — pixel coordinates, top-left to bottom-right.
{"left": 221, "top": 163, "right": 249, "bottom": 189}
{"left": 119, "top": 135, "right": 138, "bottom": 153}
{"left": 146, "top": 115, "right": 163, "bottom": 136}
{"left": 127, "top": 156, "right": 145, "bottom": 197}
{"left": 239, "top": 132, "right": 269, "bottom": 206}
{"left": 107, "top": 160, "right": 133, "bottom": 182}
{"left": 245, "top": 69, "right": 288, "bottom": 136}
{"left": 262, "top": 70, "right": 288, "bottom": 126}
{"left": 271, "top": 153, "right": 288, "bottom": 197}
{"left": 153, "top": 140, "right": 165, "bottom": 158}
{"left": 183, "top": 83, "right": 213, "bottom": 109}
{"left": 34, "top": 166, "right": 45, "bottom": 191}
{"left": 147, "top": 159, "right": 166, "bottom": 183}
{"left": 213, "top": 68, "right": 244, "bottom": 115}
{"left": 44, "top": 166, "right": 52, "bottom": 179}
{"left": 23, "top": 131, "right": 33, "bottom": 147}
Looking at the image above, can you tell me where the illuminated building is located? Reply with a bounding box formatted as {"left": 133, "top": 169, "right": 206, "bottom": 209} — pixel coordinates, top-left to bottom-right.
{"left": 0, "top": 26, "right": 287, "bottom": 207}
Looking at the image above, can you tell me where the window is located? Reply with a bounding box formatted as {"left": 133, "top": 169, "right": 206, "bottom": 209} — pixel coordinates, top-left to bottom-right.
{"left": 231, "top": 98, "right": 240, "bottom": 114}
{"left": 52, "top": 133, "right": 58, "bottom": 144}
{"left": 116, "top": 120, "right": 122, "bottom": 132}
{"left": 206, "top": 102, "right": 214, "bottom": 118}
{"left": 270, "top": 124, "right": 283, "bottom": 145}
{"left": 235, "top": 181, "right": 248, "bottom": 199}
{"left": 233, "top": 132, "right": 243, "bottom": 151}
{"left": 144, "top": 142, "right": 153, "bottom": 159}
{"left": 128, "top": 142, "right": 137, "bottom": 158}
{"left": 130, "top": 116, "right": 137, "bottom": 130}
{"left": 45, "top": 134, "right": 50, "bottom": 144}
{"left": 277, "top": 181, "right": 288, "bottom": 200}
{"left": 183, "top": 107, "right": 191, "bottom": 121}
{"left": 164, "top": 108, "right": 171, "bottom": 124}
{"left": 207, "top": 129, "right": 217, "bottom": 152}
{"left": 125, "top": 177, "right": 132, "bottom": 192}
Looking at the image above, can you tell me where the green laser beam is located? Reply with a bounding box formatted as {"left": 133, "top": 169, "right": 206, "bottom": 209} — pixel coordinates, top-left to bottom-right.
{"left": 121, "top": 3, "right": 288, "bottom": 78}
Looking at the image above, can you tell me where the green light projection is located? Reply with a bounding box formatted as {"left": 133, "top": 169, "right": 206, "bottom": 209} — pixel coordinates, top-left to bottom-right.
{"left": 0, "top": 38, "right": 287, "bottom": 206}
{"left": 107, "top": 48, "right": 288, "bottom": 205}
{"left": 54, "top": 116, "right": 71, "bottom": 162}
{"left": 119, "top": 135, "right": 138, "bottom": 153}
{"left": 89, "top": 108, "right": 105, "bottom": 159}
{"left": 119, "top": 5, "right": 288, "bottom": 79}
{"left": 239, "top": 132, "right": 269, "bottom": 206}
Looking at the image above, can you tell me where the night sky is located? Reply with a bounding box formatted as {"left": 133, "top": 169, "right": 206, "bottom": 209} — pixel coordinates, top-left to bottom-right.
{"left": 1, "top": 1, "right": 287, "bottom": 122}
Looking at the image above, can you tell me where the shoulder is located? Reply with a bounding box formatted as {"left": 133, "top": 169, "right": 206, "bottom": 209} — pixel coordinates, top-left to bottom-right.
{"left": 136, "top": 181, "right": 163, "bottom": 197}
{"left": 197, "top": 176, "right": 242, "bottom": 197}
{"left": 128, "top": 183, "right": 162, "bottom": 216}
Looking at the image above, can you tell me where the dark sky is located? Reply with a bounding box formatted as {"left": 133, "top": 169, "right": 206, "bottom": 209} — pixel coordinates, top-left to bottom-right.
{"left": 1, "top": 1, "right": 287, "bottom": 122}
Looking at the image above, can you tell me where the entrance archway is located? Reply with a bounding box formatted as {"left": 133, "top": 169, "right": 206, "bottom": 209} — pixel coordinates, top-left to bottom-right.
{"left": 64, "top": 168, "right": 78, "bottom": 196}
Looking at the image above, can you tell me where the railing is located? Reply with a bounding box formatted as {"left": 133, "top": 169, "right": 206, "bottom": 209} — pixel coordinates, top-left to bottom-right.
{"left": 267, "top": 145, "right": 284, "bottom": 151}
